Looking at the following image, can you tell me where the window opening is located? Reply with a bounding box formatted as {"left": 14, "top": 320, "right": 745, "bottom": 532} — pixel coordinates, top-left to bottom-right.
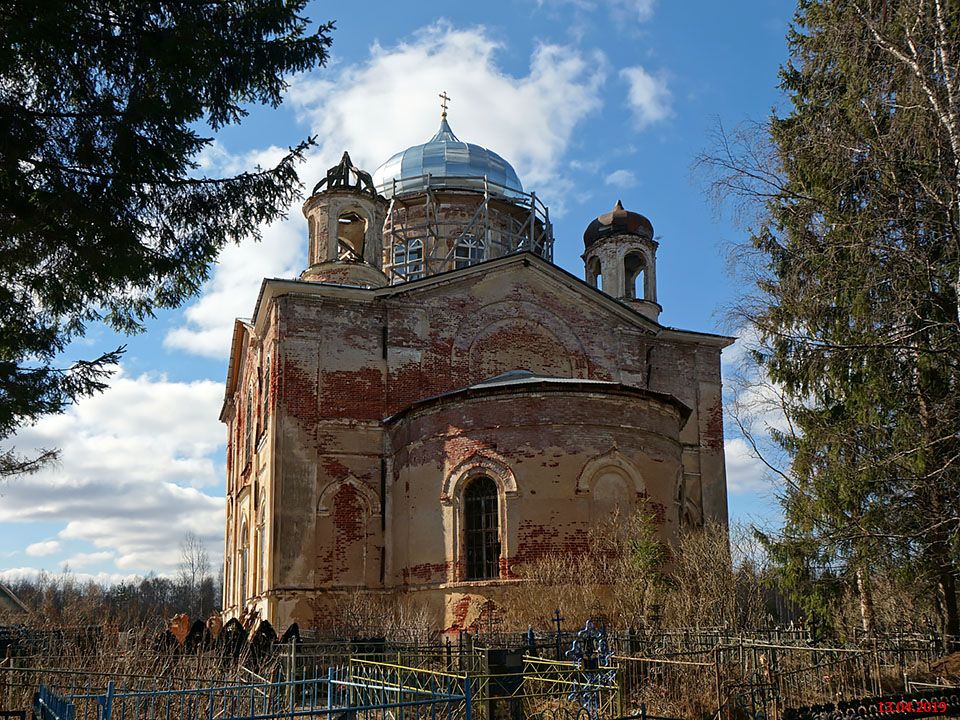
{"left": 624, "top": 252, "right": 645, "bottom": 300}
{"left": 454, "top": 235, "right": 485, "bottom": 269}
{"left": 337, "top": 212, "right": 366, "bottom": 260}
{"left": 261, "top": 356, "right": 271, "bottom": 432}
{"left": 464, "top": 476, "right": 500, "bottom": 580}
{"left": 393, "top": 238, "right": 424, "bottom": 280}
{"left": 239, "top": 519, "right": 249, "bottom": 604}
{"left": 245, "top": 384, "right": 254, "bottom": 464}
{"left": 224, "top": 525, "right": 232, "bottom": 605}
{"left": 256, "top": 503, "right": 265, "bottom": 594}
{"left": 586, "top": 256, "right": 602, "bottom": 289}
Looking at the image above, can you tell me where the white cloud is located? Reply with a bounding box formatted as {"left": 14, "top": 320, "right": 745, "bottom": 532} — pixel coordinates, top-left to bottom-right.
{"left": 1, "top": 368, "right": 225, "bottom": 574}
{"left": 65, "top": 551, "right": 114, "bottom": 568}
{"left": 722, "top": 325, "right": 792, "bottom": 499}
{"left": 623, "top": 0, "right": 656, "bottom": 20}
{"left": 25, "top": 541, "right": 60, "bottom": 557}
{"left": 605, "top": 169, "right": 636, "bottom": 188}
{"left": 620, "top": 66, "right": 672, "bottom": 129}
{"left": 166, "top": 23, "right": 606, "bottom": 358}
{"left": 291, "top": 23, "right": 606, "bottom": 198}
{"left": 722, "top": 325, "right": 791, "bottom": 435}
{"left": 724, "top": 437, "right": 770, "bottom": 494}
{"left": 536, "top": 0, "right": 656, "bottom": 22}
{"left": 163, "top": 217, "right": 303, "bottom": 357}
{"left": 0, "top": 567, "right": 141, "bottom": 586}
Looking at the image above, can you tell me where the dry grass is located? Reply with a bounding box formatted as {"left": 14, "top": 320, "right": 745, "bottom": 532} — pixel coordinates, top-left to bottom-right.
{"left": 503, "top": 511, "right": 770, "bottom": 632}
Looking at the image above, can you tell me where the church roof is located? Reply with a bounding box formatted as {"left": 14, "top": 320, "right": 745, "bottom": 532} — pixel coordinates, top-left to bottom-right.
{"left": 384, "top": 371, "right": 692, "bottom": 425}
{"left": 371, "top": 117, "right": 524, "bottom": 199}
{"left": 0, "top": 583, "right": 29, "bottom": 616}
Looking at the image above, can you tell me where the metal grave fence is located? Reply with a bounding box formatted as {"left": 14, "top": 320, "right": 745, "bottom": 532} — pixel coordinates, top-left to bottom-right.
{"left": 346, "top": 656, "right": 621, "bottom": 720}
{"left": 35, "top": 665, "right": 470, "bottom": 720}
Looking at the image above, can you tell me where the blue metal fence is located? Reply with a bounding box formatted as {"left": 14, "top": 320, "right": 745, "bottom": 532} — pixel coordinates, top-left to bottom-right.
{"left": 36, "top": 685, "right": 76, "bottom": 720}
{"left": 36, "top": 666, "right": 470, "bottom": 720}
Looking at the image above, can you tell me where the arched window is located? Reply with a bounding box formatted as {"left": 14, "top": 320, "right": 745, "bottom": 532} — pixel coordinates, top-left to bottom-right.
{"left": 624, "top": 252, "right": 645, "bottom": 300}
{"left": 464, "top": 476, "right": 500, "bottom": 580}
{"left": 261, "top": 355, "right": 271, "bottom": 432}
{"left": 256, "top": 499, "right": 266, "bottom": 594}
{"left": 586, "top": 256, "right": 602, "bottom": 289}
{"left": 392, "top": 238, "right": 424, "bottom": 280}
{"left": 245, "top": 383, "right": 254, "bottom": 464}
{"left": 454, "top": 235, "right": 485, "bottom": 269}
{"left": 337, "top": 211, "right": 367, "bottom": 260}
{"left": 224, "top": 524, "right": 232, "bottom": 606}
{"left": 239, "top": 518, "right": 249, "bottom": 604}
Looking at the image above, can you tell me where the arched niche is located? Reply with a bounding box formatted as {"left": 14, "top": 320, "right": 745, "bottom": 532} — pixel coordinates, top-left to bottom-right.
{"left": 317, "top": 475, "right": 381, "bottom": 516}
{"left": 316, "top": 476, "right": 380, "bottom": 586}
{"left": 591, "top": 468, "right": 634, "bottom": 521}
{"left": 467, "top": 318, "right": 575, "bottom": 381}
{"left": 452, "top": 300, "right": 591, "bottom": 380}
{"left": 577, "top": 450, "right": 646, "bottom": 523}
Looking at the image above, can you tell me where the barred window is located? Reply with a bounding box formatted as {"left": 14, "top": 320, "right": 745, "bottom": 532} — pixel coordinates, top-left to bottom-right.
{"left": 464, "top": 476, "right": 500, "bottom": 580}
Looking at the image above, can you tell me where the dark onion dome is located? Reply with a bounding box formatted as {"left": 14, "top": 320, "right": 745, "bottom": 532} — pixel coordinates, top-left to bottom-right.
{"left": 583, "top": 200, "right": 654, "bottom": 248}
{"left": 372, "top": 117, "right": 524, "bottom": 199}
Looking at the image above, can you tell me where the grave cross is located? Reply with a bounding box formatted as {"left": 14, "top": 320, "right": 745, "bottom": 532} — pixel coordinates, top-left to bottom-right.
{"left": 553, "top": 608, "right": 564, "bottom": 660}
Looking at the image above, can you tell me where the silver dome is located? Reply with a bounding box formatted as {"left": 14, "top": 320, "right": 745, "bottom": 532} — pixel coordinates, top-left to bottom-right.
{"left": 372, "top": 118, "right": 524, "bottom": 199}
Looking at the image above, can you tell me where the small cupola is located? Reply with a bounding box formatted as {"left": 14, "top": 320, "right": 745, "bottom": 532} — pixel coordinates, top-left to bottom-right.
{"left": 582, "top": 200, "right": 661, "bottom": 322}
{"left": 300, "top": 152, "right": 390, "bottom": 287}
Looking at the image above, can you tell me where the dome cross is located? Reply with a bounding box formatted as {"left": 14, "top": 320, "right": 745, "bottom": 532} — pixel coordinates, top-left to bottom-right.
{"left": 439, "top": 91, "right": 451, "bottom": 118}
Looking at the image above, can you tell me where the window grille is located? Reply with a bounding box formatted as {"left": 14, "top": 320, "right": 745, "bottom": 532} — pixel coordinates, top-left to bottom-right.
{"left": 464, "top": 476, "right": 500, "bottom": 580}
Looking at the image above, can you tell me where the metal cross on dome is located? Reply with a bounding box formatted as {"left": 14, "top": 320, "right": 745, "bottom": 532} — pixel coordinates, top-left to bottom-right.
{"left": 439, "top": 91, "right": 451, "bottom": 118}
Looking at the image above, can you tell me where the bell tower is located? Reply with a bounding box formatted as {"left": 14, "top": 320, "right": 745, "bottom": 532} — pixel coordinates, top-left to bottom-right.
{"left": 301, "top": 152, "right": 389, "bottom": 287}
{"left": 582, "top": 200, "right": 661, "bottom": 322}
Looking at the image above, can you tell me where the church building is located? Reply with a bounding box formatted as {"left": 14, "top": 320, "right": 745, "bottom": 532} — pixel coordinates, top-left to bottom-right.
{"left": 220, "top": 107, "right": 733, "bottom": 631}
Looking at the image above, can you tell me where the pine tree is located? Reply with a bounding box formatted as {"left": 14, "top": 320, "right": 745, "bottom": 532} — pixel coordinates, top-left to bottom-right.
{"left": 707, "top": 0, "right": 960, "bottom": 643}
{"left": 0, "top": 0, "right": 333, "bottom": 475}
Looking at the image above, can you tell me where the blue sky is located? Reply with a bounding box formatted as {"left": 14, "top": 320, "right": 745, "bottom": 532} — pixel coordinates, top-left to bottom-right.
{"left": 0, "top": 0, "right": 794, "bottom": 582}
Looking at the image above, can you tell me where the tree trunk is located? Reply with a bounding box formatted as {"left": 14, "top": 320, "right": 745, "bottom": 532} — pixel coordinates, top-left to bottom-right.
{"left": 856, "top": 566, "right": 877, "bottom": 636}
{"left": 937, "top": 559, "right": 959, "bottom": 651}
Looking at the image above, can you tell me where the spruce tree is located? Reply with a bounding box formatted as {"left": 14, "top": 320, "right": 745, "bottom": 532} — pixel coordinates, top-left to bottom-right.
{"left": 710, "top": 0, "right": 960, "bottom": 642}
{"left": 0, "top": 1, "right": 333, "bottom": 475}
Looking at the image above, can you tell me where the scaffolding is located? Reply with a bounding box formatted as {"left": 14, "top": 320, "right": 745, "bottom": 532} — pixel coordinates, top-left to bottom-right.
{"left": 381, "top": 174, "right": 553, "bottom": 284}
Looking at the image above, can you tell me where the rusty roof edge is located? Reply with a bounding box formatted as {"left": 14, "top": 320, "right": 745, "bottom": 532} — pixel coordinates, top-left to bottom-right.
{"left": 221, "top": 319, "right": 254, "bottom": 421}
{"left": 383, "top": 376, "right": 692, "bottom": 427}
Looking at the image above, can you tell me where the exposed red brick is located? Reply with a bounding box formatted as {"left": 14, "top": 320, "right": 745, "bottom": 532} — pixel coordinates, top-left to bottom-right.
{"left": 703, "top": 397, "right": 724, "bottom": 450}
